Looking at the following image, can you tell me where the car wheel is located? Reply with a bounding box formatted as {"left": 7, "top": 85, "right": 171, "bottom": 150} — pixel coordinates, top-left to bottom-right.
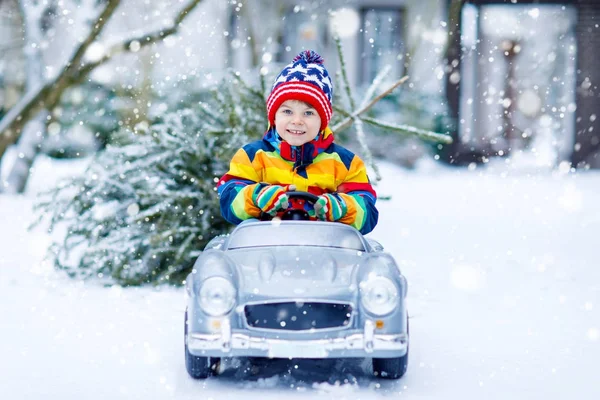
{"left": 184, "top": 310, "right": 220, "bottom": 379}
{"left": 372, "top": 316, "right": 409, "bottom": 379}
{"left": 372, "top": 352, "right": 408, "bottom": 379}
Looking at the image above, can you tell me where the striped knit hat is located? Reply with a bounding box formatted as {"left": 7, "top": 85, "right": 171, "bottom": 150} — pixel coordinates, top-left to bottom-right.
{"left": 267, "top": 50, "right": 333, "bottom": 131}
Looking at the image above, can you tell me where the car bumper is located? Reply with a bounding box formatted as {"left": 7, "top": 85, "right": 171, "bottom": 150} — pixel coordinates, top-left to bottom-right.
{"left": 186, "top": 320, "right": 408, "bottom": 358}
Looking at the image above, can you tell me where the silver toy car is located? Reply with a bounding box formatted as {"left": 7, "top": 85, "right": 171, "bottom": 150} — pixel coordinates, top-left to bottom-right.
{"left": 184, "top": 193, "right": 408, "bottom": 380}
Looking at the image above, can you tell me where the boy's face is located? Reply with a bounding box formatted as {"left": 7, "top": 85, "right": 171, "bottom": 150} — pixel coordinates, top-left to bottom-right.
{"left": 274, "top": 100, "right": 321, "bottom": 146}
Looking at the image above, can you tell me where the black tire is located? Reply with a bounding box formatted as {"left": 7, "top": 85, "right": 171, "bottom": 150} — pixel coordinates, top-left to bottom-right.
{"left": 184, "top": 310, "right": 220, "bottom": 379}
{"left": 373, "top": 352, "right": 408, "bottom": 379}
{"left": 373, "top": 316, "right": 409, "bottom": 379}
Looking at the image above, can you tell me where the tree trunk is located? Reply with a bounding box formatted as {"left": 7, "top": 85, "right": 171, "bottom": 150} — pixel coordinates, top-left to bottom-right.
{"left": 3, "top": 0, "right": 47, "bottom": 194}
{"left": 0, "top": 0, "right": 205, "bottom": 192}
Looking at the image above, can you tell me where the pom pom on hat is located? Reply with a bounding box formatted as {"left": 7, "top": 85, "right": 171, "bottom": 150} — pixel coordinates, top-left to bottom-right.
{"left": 267, "top": 50, "right": 333, "bottom": 131}
{"left": 292, "top": 50, "right": 324, "bottom": 64}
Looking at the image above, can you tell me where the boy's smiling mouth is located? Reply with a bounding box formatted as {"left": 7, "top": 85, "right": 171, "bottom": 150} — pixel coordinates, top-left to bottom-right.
{"left": 287, "top": 129, "right": 305, "bottom": 136}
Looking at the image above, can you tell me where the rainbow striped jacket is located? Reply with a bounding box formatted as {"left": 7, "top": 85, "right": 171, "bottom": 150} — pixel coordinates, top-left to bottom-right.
{"left": 217, "top": 128, "right": 378, "bottom": 234}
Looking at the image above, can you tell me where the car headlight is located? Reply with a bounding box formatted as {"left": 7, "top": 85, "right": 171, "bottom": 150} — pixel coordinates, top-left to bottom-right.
{"left": 360, "top": 276, "right": 399, "bottom": 316}
{"left": 198, "top": 277, "right": 236, "bottom": 316}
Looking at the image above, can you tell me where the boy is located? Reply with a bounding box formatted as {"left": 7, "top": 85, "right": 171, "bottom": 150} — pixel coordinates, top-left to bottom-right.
{"left": 217, "top": 50, "right": 378, "bottom": 234}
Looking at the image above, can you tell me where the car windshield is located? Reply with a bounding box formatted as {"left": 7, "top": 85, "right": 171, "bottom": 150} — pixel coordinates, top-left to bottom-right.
{"left": 227, "top": 223, "right": 365, "bottom": 251}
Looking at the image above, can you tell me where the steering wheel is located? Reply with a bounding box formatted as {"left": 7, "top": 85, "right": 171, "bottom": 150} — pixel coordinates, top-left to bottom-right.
{"left": 259, "top": 191, "right": 320, "bottom": 221}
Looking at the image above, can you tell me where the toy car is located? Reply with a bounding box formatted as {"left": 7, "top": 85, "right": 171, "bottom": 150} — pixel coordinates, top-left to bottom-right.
{"left": 184, "top": 192, "right": 409, "bottom": 379}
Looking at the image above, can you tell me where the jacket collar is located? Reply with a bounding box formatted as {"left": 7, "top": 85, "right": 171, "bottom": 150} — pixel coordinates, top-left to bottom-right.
{"left": 263, "top": 127, "right": 334, "bottom": 168}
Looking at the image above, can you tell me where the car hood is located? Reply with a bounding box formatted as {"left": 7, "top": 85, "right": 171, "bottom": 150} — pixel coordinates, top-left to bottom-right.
{"left": 226, "top": 246, "right": 364, "bottom": 301}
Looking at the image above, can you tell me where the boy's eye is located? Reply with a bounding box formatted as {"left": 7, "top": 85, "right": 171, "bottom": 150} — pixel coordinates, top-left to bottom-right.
{"left": 282, "top": 109, "right": 292, "bottom": 115}
{"left": 305, "top": 110, "right": 315, "bottom": 116}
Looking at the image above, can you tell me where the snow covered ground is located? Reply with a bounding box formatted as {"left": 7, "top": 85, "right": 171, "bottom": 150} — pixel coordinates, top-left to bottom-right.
{"left": 1, "top": 155, "right": 599, "bottom": 399}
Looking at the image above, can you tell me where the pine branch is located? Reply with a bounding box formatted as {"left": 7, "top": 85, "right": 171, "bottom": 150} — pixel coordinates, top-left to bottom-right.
{"left": 333, "top": 35, "right": 356, "bottom": 110}
{"left": 64, "top": 0, "right": 122, "bottom": 80}
{"left": 333, "top": 104, "right": 452, "bottom": 144}
{"left": 332, "top": 75, "right": 410, "bottom": 134}
{"left": 354, "top": 117, "right": 381, "bottom": 181}
{"left": 75, "top": 0, "right": 205, "bottom": 82}
{"left": 175, "top": 232, "right": 197, "bottom": 261}
{"left": 361, "top": 116, "right": 453, "bottom": 144}
{"left": 360, "top": 65, "right": 392, "bottom": 110}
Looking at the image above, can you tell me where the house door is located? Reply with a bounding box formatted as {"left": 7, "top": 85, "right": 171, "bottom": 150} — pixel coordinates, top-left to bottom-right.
{"left": 459, "top": 3, "right": 577, "bottom": 167}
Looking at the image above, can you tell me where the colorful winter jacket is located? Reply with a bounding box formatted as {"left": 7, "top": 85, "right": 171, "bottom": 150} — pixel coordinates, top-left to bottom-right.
{"left": 217, "top": 127, "right": 379, "bottom": 234}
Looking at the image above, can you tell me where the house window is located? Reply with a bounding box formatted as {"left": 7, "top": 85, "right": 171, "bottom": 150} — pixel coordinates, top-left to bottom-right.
{"left": 360, "top": 8, "right": 405, "bottom": 84}
{"left": 227, "top": 3, "right": 329, "bottom": 70}
{"left": 278, "top": 5, "right": 328, "bottom": 63}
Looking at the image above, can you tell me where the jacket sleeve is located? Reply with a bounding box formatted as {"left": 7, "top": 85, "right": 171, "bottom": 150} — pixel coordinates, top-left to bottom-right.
{"left": 336, "top": 156, "right": 379, "bottom": 235}
{"left": 217, "top": 148, "right": 263, "bottom": 225}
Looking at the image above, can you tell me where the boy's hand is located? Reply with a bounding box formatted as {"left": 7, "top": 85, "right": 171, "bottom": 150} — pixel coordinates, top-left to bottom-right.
{"left": 314, "top": 193, "right": 347, "bottom": 221}
{"left": 254, "top": 185, "right": 290, "bottom": 215}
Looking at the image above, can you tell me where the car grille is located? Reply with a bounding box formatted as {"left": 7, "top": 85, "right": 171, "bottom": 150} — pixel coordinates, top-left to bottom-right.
{"left": 244, "top": 301, "right": 352, "bottom": 331}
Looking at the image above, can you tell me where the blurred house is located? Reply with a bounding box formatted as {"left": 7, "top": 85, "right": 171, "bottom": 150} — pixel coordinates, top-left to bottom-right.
{"left": 445, "top": 0, "right": 600, "bottom": 168}
{"left": 227, "top": 0, "right": 447, "bottom": 92}
{"left": 1, "top": 0, "right": 598, "bottom": 168}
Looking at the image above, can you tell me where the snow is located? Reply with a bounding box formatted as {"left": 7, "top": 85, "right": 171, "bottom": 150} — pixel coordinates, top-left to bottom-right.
{"left": 1, "top": 155, "right": 599, "bottom": 399}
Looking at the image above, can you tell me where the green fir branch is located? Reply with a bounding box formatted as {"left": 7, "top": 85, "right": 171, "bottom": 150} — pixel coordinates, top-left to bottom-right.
{"left": 361, "top": 116, "right": 453, "bottom": 144}
{"left": 333, "top": 35, "right": 356, "bottom": 110}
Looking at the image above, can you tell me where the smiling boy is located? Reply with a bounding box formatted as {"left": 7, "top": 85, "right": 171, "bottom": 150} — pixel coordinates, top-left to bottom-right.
{"left": 217, "top": 50, "right": 378, "bottom": 234}
{"left": 275, "top": 100, "right": 321, "bottom": 147}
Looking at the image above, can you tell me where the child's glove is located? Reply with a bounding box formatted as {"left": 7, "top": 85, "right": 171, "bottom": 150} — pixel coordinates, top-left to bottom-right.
{"left": 254, "top": 184, "right": 290, "bottom": 216}
{"left": 314, "top": 193, "right": 347, "bottom": 221}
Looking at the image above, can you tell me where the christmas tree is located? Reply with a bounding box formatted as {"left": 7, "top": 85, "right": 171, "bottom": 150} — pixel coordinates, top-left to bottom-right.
{"left": 34, "top": 74, "right": 266, "bottom": 285}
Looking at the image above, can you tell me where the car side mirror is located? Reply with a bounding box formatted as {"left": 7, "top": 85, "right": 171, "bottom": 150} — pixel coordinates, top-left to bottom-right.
{"left": 367, "top": 238, "right": 384, "bottom": 252}
{"left": 204, "top": 234, "right": 228, "bottom": 250}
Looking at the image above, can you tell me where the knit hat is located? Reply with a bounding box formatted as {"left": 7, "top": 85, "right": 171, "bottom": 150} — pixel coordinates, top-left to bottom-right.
{"left": 266, "top": 50, "right": 333, "bottom": 131}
